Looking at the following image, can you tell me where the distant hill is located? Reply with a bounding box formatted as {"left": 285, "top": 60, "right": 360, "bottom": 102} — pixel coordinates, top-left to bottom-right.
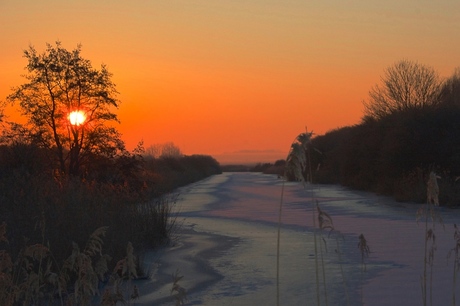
{"left": 213, "top": 149, "right": 286, "bottom": 165}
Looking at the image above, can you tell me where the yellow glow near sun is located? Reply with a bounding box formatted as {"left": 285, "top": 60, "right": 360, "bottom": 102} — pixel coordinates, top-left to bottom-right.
{"left": 68, "top": 110, "right": 86, "bottom": 126}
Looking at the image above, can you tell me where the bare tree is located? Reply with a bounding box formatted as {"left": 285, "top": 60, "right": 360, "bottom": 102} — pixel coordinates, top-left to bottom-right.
{"left": 439, "top": 68, "right": 460, "bottom": 107}
{"left": 145, "top": 144, "right": 162, "bottom": 158}
{"left": 145, "top": 142, "right": 182, "bottom": 159}
{"left": 363, "top": 60, "right": 443, "bottom": 120}
{"left": 160, "top": 142, "right": 182, "bottom": 158}
{"left": 7, "top": 42, "right": 124, "bottom": 175}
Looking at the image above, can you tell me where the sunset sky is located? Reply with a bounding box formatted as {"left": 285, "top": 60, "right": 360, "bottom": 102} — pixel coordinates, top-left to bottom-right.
{"left": 1, "top": 1, "right": 460, "bottom": 163}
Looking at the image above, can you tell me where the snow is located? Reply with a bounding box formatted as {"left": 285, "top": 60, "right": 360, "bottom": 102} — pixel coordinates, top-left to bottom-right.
{"left": 133, "top": 172, "right": 460, "bottom": 305}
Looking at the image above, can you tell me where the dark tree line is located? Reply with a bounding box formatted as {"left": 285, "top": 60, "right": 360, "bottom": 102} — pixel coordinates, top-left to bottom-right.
{"left": 308, "top": 61, "right": 460, "bottom": 206}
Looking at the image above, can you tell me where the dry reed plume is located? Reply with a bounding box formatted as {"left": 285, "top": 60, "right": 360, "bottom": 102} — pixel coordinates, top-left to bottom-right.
{"left": 417, "top": 171, "right": 444, "bottom": 306}
{"left": 277, "top": 129, "right": 313, "bottom": 306}
{"left": 358, "top": 233, "right": 371, "bottom": 306}
{"left": 358, "top": 234, "right": 370, "bottom": 272}
{"left": 316, "top": 202, "right": 334, "bottom": 306}
{"left": 277, "top": 129, "right": 353, "bottom": 306}
{"left": 0, "top": 222, "right": 155, "bottom": 306}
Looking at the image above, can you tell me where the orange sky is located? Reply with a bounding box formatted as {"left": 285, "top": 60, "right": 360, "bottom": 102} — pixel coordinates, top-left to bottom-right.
{"left": 1, "top": 1, "right": 460, "bottom": 163}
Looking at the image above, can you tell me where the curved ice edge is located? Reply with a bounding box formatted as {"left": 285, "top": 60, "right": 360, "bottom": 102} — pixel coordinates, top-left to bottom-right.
{"left": 133, "top": 226, "right": 241, "bottom": 305}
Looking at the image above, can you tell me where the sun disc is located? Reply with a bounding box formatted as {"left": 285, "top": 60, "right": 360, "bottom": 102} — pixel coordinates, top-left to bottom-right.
{"left": 69, "top": 111, "right": 86, "bottom": 126}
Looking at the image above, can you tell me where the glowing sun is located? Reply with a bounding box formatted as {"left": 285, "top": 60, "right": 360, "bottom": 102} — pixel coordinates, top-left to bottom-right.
{"left": 68, "top": 110, "right": 86, "bottom": 126}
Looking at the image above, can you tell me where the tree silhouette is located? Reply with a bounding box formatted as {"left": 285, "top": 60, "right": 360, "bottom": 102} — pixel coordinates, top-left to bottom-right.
{"left": 145, "top": 142, "right": 182, "bottom": 159}
{"left": 7, "top": 42, "right": 124, "bottom": 176}
{"left": 439, "top": 68, "right": 460, "bottom": 107}
{"left": 363, "top": 60, "right": 443, "bottom": 120}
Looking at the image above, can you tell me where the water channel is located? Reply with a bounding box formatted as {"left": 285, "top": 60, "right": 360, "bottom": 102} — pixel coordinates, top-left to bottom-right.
{"left": 136, "top": 172, "right": 460, "bottom": 305}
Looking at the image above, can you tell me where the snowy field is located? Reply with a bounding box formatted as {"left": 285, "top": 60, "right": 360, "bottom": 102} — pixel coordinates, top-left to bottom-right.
{"left": 133, "top": 172, "right": 460, "bottom": 305}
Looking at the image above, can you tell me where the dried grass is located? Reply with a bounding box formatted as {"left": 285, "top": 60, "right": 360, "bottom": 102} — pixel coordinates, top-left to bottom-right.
{"left": 277, "top": 129, "right": 313, "bottom": 306}
{"left": 277, "top": 129, "right": 356, "bottom": 306}
{"left": 358, "top": 233, "right": 371, "bottom": 306}
{"left": 171, "top": 269, "right": 187, "bottom": 306}
{"left": 448, "top": 224, "right": 460, "bottom": 306}
{"left": 416, "top": 171, "right": 444, "bottom": 306}
{"left": 0, "top": 223, "right": 159, "bottom": 305}
{"left": 358, "top": 234, "right": 370, "bottom": 272}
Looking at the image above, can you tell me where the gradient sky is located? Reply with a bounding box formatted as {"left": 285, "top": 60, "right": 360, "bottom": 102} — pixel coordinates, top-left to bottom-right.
{"left": 1, "top": 1, "right": 460, "bottom": 163}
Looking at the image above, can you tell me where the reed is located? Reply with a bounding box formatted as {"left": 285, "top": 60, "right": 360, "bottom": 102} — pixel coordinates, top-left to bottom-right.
{"left": 316, "top": 202, "right": 334, "bottom": 306}
{"left": 276, "top": 179, "right": 285, "bottom": 306}
{"left": 416, "top": 171, "right": 444, "bottom": 306}
{"left": 358, "top": 234, "right": 370, "bottom": 272}
{"left": 312, "top": 205, "right": 321, "bottom": 305}
{"left": 335, "top": 235, "right": 350, "bottom": 306}
{"left": 277, "top": 128, "right": 356, "bottom": 306}
{"left": 276, "top": 129, "right": 313, "bottom": 305}
{"left": 357, "top": 233, "right": 370, "bottom": 305}
{"left": 448, "top": 224, "right": 460, "bottom": 306}
{"left": 171, "top": 269, "right": 187, "bottom": 306}
{"left": 0, "top": 222, "right": 180, "bottom": 305}
{"left": 104, "top": 241, "right": 139, "bottom": 305}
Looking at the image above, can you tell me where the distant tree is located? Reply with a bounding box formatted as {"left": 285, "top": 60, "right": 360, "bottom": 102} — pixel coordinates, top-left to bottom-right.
{"left": 145, "top": 142, "right": 182, "bottom": 159}
{"left": 145, "top": 144, "right": 161, "bottom": 158}
{"left": 6, "top": 42, "right": 124, "bottom": 176}
{"left": 160, "top": 142, "right": 182, "bottom": 158}
{"left": 439, "top": 68, "right": 460, "bottom": 107}
{"left": 363, "top": 60, "right": 443, "bottom": 120}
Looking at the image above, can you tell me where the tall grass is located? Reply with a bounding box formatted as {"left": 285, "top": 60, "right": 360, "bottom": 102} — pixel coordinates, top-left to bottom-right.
{"left": 358, "top": 233, "right": 370, "bottom": 305}
{"left": 335, "top": 234, "right": 350, "bottom": 306}
{"left": 171, "top": 269, "right": 187, "bottom": 305}
{"left": 0, "top": 169, "right": 180, "bottom": 304}
{"left": 276, "top": 131, "right": 370, "bottom": 305}
{"left": 316, "top": 202, "right": 334, "bottom": 306}
{"left": 276, "top": 179, "right": 285, "bottom": 306}
{"left": 0, "top": 221, "right": 185, "bottom": 305}
{"left": 417, "top": 171, "right": 444, "bottom": 306}
{"left": 0, "top": 140, "right": 219, "bottom": 304}
{"left": 0, "top": 224, "right": 113, "bottom": 305}
{"left": 276, "top": 129, "right": 312, "bottom": 305}
{"left": 276, "top": 129, "right": 354, "bottom": 306}
{"left": 448, "top": 224, "right": 460, "bottom": 306}
{"left": 312, "top": 204, "right": 321, "bottom": 305}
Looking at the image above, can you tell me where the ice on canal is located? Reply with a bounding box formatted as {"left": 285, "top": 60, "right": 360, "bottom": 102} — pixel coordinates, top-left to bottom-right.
{"left": 135, "top": 172, "right": 460, "bottom": 306}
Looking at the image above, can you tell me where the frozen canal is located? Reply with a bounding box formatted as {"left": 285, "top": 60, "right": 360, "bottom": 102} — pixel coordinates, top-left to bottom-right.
{"left": 136, "top": 172, "right": 460, "bottom": 305}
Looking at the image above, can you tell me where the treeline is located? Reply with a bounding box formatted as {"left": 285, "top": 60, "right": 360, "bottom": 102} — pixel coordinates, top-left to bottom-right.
{"left": 265, "top": 61, "right": 460, "bottom": 206}
{"left": 250, "top": 160, "right": 286, "bottom": 176}
{"left": 143, "top": 154, "right": 222, "bottom": 195}
{"left": 310, "top": 106, "right": 460, "bottom": 205}
{"left": 306, "top": 61, "right": 460, "bottom": 206}
{"left": 225, "top": 61, "right": 460, "bottom": 207}
{"left": 220, "top": 160, "right": 286, "bottom": 176}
